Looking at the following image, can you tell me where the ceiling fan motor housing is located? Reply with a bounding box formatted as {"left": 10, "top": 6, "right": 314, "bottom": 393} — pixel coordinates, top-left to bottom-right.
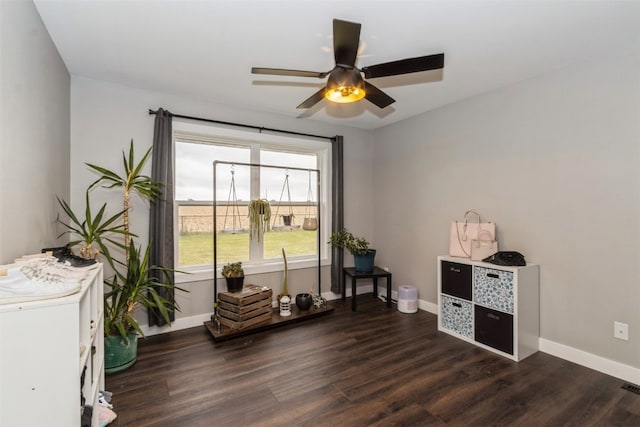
{"left": 325, "top": 67, "right": 365, "bottom": 103}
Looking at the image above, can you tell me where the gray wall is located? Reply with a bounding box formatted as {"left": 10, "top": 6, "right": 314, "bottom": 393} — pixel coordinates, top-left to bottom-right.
{"left": 0, "top": 0, "right": 70, "bottom": 264}
{"left": 69, "top": 76, "right": 373, "bottom": 331}
{"left": 372, "top": 50, "right": 640, "bottom": 369}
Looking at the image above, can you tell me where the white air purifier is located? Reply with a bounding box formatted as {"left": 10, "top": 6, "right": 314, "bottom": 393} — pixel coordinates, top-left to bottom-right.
{"left": 398, "top": 285, "right": 418, "bottom": 313}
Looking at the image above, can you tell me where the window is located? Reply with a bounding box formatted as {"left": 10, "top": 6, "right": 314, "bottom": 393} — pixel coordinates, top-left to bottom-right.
{"left": 174, "top": 121, "right": 331, "bottom": 280}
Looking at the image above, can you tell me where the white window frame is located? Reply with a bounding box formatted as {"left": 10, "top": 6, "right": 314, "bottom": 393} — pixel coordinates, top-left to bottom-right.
{"left": 172, "top": 120, "right": 332, "bottom": 284}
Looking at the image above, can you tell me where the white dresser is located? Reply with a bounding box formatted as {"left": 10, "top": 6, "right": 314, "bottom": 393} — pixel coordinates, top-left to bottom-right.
{"left": 0, "top": 263, "right": 104, "bottom": 426}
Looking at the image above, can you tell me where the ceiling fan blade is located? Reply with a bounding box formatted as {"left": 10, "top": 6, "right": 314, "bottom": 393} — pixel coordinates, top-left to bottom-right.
{"left": 252, "top": 67, "right": 327, "bottom": 78}
{"left": 362, "top": 53, "right": 445, "bottom": 79}
{"left": 364, "top": 81, "right": 395, "bottom": 109}
{"left": 333, "top": 19, "right": 361, "bottom": 68}
{"left": 297, "top": 88, "right": 327, "bottom": 109}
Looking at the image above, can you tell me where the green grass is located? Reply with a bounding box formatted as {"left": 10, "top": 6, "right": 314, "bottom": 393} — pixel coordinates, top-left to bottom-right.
{"left": 178, "top": 230, "right": 318, "bottom": 266}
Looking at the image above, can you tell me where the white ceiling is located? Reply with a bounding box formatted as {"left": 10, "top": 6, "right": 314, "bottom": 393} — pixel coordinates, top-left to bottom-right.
{"left": 34, "top": 0, "right": 640, "bottom": 130}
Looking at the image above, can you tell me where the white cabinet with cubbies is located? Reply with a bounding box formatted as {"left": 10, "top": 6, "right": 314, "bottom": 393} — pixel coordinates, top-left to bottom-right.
{"left": 437, "top": 256, "right": 539, "bottom": 361}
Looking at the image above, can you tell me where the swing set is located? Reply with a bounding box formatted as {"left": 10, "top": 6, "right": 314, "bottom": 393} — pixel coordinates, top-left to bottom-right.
{"left": 271, "top": 170, "right": 300, "bottom": 231}
{"left": 220, "top": 165, "right": 318, "bottom": 235}
{"left": 270, "top": 169, "right": 318, "bottom": 231}
{"left": 220, "top": 166, "right": 246, "bottom": 234}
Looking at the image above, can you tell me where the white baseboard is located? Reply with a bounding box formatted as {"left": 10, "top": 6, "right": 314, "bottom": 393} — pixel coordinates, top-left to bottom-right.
{"left": 539, "top": 338, "right": 640, "bottom": 385}
{"left": 331, "top": 284, "right": 373, "bottom": 299}
{"left": 336, "top": 288, "right": 438, "bottom": 315}
{"left": 418, "top": 299, "right": 438, "bottom": 315}
{"left": 140, "top": 313, "right": 213, "bottom": 337}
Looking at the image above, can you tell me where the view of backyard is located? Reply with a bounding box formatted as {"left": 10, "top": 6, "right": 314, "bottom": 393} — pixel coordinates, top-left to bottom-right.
{"left": 178, "top": 229, "right": 318, "bottom": 266}
{"left": 178, "top": 203, "right": 319, "bottom": 267}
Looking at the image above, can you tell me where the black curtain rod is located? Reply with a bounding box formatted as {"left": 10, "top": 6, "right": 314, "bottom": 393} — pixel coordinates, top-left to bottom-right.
{"left": 148, "top": 109, "right": 336, "bottom": 142}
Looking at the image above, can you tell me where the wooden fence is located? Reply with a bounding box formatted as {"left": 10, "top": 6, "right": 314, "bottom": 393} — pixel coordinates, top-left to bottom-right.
{"left": 178, "top": 203, "right": 317, "bottom": 233}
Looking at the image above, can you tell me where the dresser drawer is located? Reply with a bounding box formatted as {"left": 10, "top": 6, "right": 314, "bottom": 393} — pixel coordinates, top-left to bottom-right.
{"left": 441, "top": 261, "right": 472, "bottom": 301}
{"left": 441, "top": 295, "right": 473, "bottom": 338}
{"left": 474, "top": 266, "right": 514, "bottom": 313}
{"left": 474, "top": 305, "right": 514, "bottom": 355}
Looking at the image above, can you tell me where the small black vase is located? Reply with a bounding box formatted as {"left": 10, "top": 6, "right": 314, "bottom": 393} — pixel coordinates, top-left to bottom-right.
{"left": 295, "top": 293, "right": 313, "bottom": 310}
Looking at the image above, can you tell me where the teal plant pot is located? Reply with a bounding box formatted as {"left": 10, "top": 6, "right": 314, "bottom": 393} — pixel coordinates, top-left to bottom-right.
{"left": 105, "top": 333, "right": 138, "bottom": 374}
{"left": 354, "top": 250, "right": 376, "bottom": 272}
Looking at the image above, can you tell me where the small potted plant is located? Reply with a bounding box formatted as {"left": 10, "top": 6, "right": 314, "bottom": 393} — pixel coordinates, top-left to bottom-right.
{"left": 222, "top": 261, "right": 244, "bottom": 293}
{"left": 328, "top": 228, "right": 376, "bottom": 272}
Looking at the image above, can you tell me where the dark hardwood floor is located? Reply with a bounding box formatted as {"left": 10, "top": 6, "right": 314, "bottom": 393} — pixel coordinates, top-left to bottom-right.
{"left": 106, "top": 295, "right": 640, "bottom": 426}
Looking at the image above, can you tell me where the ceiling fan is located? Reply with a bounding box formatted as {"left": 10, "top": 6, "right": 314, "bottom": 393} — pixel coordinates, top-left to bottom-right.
{"left": 251, "top": 18, "right": 444, "bottom": 109}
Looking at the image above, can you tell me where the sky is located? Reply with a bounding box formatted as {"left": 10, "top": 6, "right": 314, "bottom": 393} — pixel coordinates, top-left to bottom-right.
{"left": 175, "top": 141, "right": 318, "bottom": 202}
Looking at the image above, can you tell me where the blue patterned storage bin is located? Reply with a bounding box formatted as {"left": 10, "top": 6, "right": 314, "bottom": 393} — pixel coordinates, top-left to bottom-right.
{"left": 441, "top": 294, "right": 473, "bottom": 338}
{"left": 474, "top": 267, "right": 514, "bottom": 314}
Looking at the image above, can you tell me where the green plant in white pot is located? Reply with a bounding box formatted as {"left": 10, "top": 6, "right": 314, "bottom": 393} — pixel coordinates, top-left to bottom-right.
{"left": 278, "top": 247, "right": 290, "bottom": 301}
{"left": 328, "top": 228, "right": 376, "bottom": 272}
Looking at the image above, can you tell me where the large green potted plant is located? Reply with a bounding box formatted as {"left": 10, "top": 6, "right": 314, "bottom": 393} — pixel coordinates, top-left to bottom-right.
{"left": 103, "top": 239, "right": 184, "bottom": 373}
{"left": 55, "top": 140, "right": 184, "bottom": 373}
{"left": 328, "top": 228, "right": 376, "bottom": 272}
{"left": 87, "top": 140, "right": 184, "bottom": 373}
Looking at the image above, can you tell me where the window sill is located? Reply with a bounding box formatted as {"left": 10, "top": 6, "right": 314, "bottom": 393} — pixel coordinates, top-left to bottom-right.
{"left": 175, "top": 257, "right": 331, "bottom": 284}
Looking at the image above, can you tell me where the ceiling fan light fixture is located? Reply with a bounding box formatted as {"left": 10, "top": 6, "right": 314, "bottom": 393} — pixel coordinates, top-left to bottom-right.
{"left": 325, "top": 86, "right": 365, "bottom": 103}
{"left": 324, "top": 68, "right": 365, "bottom": 104}
{"left": 252, "top": 19, "right": 445, "bottom": 110}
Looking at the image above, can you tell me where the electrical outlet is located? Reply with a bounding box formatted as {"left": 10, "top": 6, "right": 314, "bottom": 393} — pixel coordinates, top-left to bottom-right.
{"left": 614, "top": 321, "right": 629, "bottom": 341}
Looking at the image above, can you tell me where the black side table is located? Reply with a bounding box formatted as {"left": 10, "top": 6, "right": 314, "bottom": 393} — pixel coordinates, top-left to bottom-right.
{"left": 342, "top": 266, "right": 392, "bottom": 311}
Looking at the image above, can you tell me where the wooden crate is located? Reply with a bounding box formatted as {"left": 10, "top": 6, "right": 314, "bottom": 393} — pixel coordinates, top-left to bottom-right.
{"left": 217, "top": 284, "right": 272, "bottom": 330}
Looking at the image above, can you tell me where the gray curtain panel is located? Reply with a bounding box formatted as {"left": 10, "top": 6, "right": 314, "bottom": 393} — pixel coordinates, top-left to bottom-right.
{"left": 148, "top": 108, "right": 175, "bottom": 326}
{"left": 330, "top": 135, "right": 344, "bottom": 293}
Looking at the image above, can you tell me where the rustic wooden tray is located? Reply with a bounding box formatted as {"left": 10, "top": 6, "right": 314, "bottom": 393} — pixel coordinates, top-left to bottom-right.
{"left": 205, "top": 304, "right": 334, "bottom": 341}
